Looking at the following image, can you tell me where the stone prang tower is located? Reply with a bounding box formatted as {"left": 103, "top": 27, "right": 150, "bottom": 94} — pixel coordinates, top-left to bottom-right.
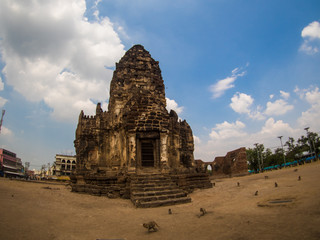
{"left": 72, "top": 45, "right": 212, "bottom": 207}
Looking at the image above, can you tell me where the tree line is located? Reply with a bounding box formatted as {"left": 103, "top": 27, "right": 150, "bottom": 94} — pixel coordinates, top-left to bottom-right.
{"left": 246, "top": 131, "right": 320, "bottom": 171}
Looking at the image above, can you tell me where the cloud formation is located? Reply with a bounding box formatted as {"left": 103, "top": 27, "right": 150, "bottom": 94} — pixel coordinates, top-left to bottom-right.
{"left": 300, "top": 21, "right": 320, "bottom": 55}
{"left": 297, "top": 87, "right": 320, "bottom": 130}
{"left": 280, "top": 90, "right": 290, "bottom": 99}
{"left": 0, "top": 0, "right": 125, "bottom": 122}
{"left": 166, "top": 98, "right": 184, "bottom": 114}
{"left": 209, "top": 67, "right": 246, "bottom": 99}
{"left": 0, "top": 76, "right": 7, "bottom": 108}
{"left": 195, "top": 86, "right": 320, "bottom": 161}
{"left": 264, "top": 99, "right": 294, "bottom": 116}
{"left": 209, "top": 120, "right": 247, "bottom": 140}
{"left": 230, "top": 92, "right": 253, "bottom": 114}
{"left": 195, "top": 116, "right": 300, "bottom": 161}
{"left": 230, "top": 92, "right": 264, "bottom": 120}
{"left": 230, "top": 90, "right": 294, "bottom": 120}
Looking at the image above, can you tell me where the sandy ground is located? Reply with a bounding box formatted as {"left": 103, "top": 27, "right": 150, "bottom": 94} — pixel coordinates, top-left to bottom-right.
{"left": 1, "top": 162, "right": 320, "bottom": 240}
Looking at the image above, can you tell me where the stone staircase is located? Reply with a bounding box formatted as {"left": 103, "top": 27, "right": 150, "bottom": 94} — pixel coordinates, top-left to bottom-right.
{"left": 171, "top": 173, "right": 213, "bottom": 193}
{"left": 130, "top": 173, "right": 191, "bottom": 208}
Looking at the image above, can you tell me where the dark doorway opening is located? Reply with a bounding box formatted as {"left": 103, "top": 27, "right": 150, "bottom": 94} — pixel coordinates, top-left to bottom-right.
{"left": 141, "top": 140, "right": 155, "bottom": 167}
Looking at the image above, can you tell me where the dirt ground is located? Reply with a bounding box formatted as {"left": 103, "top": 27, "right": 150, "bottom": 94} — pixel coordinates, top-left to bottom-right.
{"left": 1, "top": 162, "right": 320, "bottom": 240}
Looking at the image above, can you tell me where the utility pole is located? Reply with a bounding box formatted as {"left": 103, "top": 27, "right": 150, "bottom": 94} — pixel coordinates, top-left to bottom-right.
{"left": 254, "top": 143, "right": 261, "bottom": 172}
{"left": 0, "top": 110, "right": 5, "bottom": 134}
{"left": 278, "top": 136, "right": 286, "bottom": 167}
{"left": 48, "top": 162, "right": 51, "bottom": 176}
{"left": 25, "top": 162, "right": 30, "bottom": 179}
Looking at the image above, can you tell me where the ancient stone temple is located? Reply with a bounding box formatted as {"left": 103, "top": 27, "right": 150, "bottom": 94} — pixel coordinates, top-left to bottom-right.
{"left": 71, "top": 45, "right": 212, "bottom": 207}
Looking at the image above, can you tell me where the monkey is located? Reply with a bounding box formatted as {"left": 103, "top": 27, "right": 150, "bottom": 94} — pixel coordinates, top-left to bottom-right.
{"left": 143, "top": 221, "right": 159, "bottom": 232}
{"left": 264, "top": 176, "right": 269, "bottom": 179}
{"left": 237, "top": 182, "right": 240, "bottom": 187}
{"left": 275, "top": 182, "right": 278, "bottom": 187}
{"left": 254, "top": 191, "right": 258, "bottom": 196}
{"left": 213, "top": 182, "right": 215, "bottom": 187}
{"left": 168, "top": 209, "right": 172, "bottom": 215}
{"left": 199, "top": 208, "right": 207, "bottom": 217}
{"left": 294, "top": 169, "right": 298, "bottom": 172}
{"left": 298, "top": 176, "right": 301, "bottom": 181}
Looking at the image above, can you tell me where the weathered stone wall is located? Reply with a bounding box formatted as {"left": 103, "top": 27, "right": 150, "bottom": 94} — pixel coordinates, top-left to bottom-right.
{"left": 212, "top": 147, "right": 248, "bottom": 177}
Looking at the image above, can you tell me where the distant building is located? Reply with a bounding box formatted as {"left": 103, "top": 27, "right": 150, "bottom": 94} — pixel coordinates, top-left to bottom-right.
{"left": 0, "top": 148, "right": 24, "bottom": 178}
{"left": 212, "top": 147, "right": 248, "bottom": 177}
{"left": 195, "top": 147, "right": 248, "bottom": 177}
{"left": 53, "top": 154, "right": 76, "bottom": 176}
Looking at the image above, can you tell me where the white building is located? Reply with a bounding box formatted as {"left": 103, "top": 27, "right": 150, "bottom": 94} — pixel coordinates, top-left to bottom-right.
{"left": 53, "top": 154, "right": 76, "bottom": 176}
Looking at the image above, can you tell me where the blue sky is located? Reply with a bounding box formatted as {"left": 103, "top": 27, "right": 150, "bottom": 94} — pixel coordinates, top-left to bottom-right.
{"left": 0, "top": 0, "right": 320, "bottom": 169}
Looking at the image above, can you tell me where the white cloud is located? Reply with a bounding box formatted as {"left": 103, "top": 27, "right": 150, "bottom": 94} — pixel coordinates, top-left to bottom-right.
{"left": 193, "top": 135, "right": 201, "bottom": 144}
{"left": 166, "top": 98, "right": 184, "bottom": 115}
{"left": 0, "top": 0, "right": 125, "bottom": 122}
{"left": 0, "top": 76, "right": 7, "bottom": 107}
{"left": 264, "top": 99, "right": 294, "bottom": 116}
{"left": 300, "top": 41, "right": 318, "bottom": 55}
{"left": 229, "top": 92, "right": 265, "bottom": 120}
{"left": 301, "top": 21, "right": 320, "bottom": 39}
{"left": 194, "top": 120, "right": 248, "bottom": 160}
{"left": 300, "top": 21, "right": 320, "bottom": 55}
{"left": 230, "top": 92, "right": 253, "bottom": 114}
{"left": 297, "top": 87, "right": 320, "bottom": 130}
{"left": 0, "top": 96, "right": 7, "bottom": 108}
{"left": 248, "top": 108, "right": 265, "bottom": 121}
{"left": 260, "top": 118, "right": 294, "bottom": 135}
{"left": 0, "top": 126, "right": 13, "bottom": 136}
{"left": 280, "top": 90, "right": 290, "bottom": 99}
{"left": 210, "top": 67, "right": 246, "bottom": 99}
{"left": 0, "top": 76, "right": 4, "bottom": 91}
{"left": 294, "top": 86, "right": 306, "bottom": 99}
{"left": 305, "top": 87, "right": 320, "bottom": 104}
{"left": 251, "top": 118, "right": 299, "bottom": 150}
{"left": 209, "top": 120, "right": 247, "bottom": 140}
{"left": 210, "top": 76, "right": 236, "bottom": 99}
{"left": 195, "top": 117, "right": 299, "bottom": 161}
{"left": 195, "top": 86, "right": 319, "bottom": 161}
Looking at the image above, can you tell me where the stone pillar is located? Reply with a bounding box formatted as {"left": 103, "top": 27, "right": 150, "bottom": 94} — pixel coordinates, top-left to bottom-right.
{"left": 127, "top": 132, "right": 136, "bottom": 173}
{"left": 160, "top": 132, "right": 169, "bottom": 173}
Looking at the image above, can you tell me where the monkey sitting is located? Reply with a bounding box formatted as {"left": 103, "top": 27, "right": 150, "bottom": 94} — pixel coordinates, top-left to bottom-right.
{"left": 168, "top": 208, "right": 172, "bottom": 215}
{"left": 198, "top": 208, "right": 207, "bottom": 218}
{"left": 143, "top": 221, "right": 159, "bottom": 232}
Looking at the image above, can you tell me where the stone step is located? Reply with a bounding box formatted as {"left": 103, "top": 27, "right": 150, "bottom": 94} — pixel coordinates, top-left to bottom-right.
{"left": 131, "top": 178, "right": 172, "bottom": 183}
{"left": 183, "top": 181, "right": 213, "bottom": 187}
{"left": 130, "top": 176, "right": 170, "bottom": 181}
{"left": 130, "top": 174, "right": 192, "bottom": 208}
{"left": 131, "top": 185, "right": 178, "bottom": 192}
{"left": 135, "top": 196, "right": 191, "bottom": 208}
{"left": 131, "top": 192, "right": 187, "bottom": 203}
{"left": 131, "top": 182, "right": 176, "bottom": 188}
{"left": 131, "top": 188, "right": 184, "bottom": 197}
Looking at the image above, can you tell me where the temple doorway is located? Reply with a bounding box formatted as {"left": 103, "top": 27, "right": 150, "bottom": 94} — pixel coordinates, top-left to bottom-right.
{"left": 141, "top": 140, "right": 155, "bottom": 167}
